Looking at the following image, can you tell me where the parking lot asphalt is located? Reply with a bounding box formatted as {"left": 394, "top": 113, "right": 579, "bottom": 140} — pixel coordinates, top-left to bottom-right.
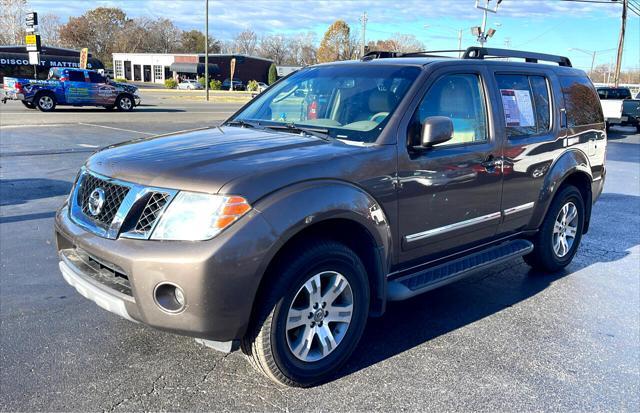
{"left": 1, "top": 98, "right": 639, "bottom": 412}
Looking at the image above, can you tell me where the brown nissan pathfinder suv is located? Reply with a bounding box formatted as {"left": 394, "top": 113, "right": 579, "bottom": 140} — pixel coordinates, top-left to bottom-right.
{"left": 55, "top": 48, "right": 606, "bottom": 387}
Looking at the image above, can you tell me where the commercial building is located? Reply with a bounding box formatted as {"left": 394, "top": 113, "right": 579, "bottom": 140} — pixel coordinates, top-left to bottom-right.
{"left": 112, "top": 53, "right": 273, "bottom": 84}
{"left": 0, "top": 45, "right": 104, "bottom": 83}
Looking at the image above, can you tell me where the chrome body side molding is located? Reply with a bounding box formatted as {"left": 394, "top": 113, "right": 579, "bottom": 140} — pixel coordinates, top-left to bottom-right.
{"left": 405, "top": 202, "right": 535, "bottom": 243}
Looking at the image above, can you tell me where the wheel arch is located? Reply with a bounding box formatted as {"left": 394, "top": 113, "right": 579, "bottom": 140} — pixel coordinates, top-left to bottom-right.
{"left": 116, "top": 92, "right": 135, "bottom": 105}
{"left": 529, "top": 149, "right": 593, "bottom": 233}
{"left": 246, "top": 180, "right": 393, "bottom": 336}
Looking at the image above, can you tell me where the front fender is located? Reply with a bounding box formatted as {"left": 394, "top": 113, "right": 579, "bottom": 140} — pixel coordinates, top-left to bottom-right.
{"left": 252, "top": 179, "right": 393, "bottom": 313}
{"left": 528, "top": 148, "right": 592, "bottom": 231}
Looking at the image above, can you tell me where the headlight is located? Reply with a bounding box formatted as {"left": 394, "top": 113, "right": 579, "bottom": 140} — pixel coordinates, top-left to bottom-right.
{"left": 151, "top": 192, "right": 251, "bottom": 241}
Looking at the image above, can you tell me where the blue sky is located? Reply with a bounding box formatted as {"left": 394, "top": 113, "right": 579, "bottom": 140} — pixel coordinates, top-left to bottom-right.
{"left": 30, "top": 0, "right": 639, "bottom": 70}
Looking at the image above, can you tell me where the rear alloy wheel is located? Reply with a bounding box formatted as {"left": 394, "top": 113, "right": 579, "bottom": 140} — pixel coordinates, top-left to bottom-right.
{"left": 35, "top": 93, "right": 56, "bottom": 112}
{"left": 524, "top": 185, "right": 584, "bottom": 272}
{"left": 242, "top": 241, "right": 369, "bottom": 387}
{"left": 116, "top": 94, "right": 134, "bottom": 111}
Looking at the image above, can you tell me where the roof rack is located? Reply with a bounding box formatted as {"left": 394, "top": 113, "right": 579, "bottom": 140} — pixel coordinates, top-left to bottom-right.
{"left": 362, "top": 46, "right": 572, "bottom": 67}
{"left": 362, "top": 50, "right": 462, "bottom": 61}
{"left": 463, "top": 47, "right": 572, "bottom": 67}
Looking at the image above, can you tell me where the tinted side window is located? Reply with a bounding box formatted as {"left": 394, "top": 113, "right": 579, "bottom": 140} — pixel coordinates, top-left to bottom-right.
{"left": 88, "top": 72, "right": 105, "bottom": 83}
{"left": 495, "top": 74, "right": 551, "bottom": 138}
{"left": 67, "top": 71, "right": 85, "bottom": 82}
{"left": 560, "top": 76, "right": 604, "bottom": 127}
{"left": 411, "top": 74, "right": 488, "bottom": 147}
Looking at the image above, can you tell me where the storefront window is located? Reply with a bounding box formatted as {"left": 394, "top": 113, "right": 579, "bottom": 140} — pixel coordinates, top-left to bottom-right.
{"left": 114, "top": 60, "right": 123, "bottom": 79}
{"left": 153, "top": 65, "right": 163, "bottom": 81}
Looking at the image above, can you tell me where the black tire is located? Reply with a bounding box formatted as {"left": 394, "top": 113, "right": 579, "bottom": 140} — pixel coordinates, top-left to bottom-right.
{"left": 34, "top": 92, "right": 56, "bottom": 112}
{"left": 115, "top": 94, "right": 134, "bottom": 111}
{"left": 241, "top": 240, "right": 370, "bottom": 387}
{"left": 21, "top": 101, "right": 36, "bottom": 109}
{"left": 524, "top": 185, "right": 585, "bottom": 272}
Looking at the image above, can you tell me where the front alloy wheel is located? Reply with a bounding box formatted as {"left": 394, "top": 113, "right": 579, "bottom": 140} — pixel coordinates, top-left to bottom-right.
{"left": 116, "top": 95, "right": 134, "bottom": 111}
{"left": 286, "top": 271, "right": 353, "bottom": 362}
{"left": 242, "top": 241, "right": 369, "bottom": 387}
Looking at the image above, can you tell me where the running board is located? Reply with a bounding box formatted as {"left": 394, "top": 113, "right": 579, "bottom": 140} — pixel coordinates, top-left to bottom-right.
{"left": 387, "top": 239, "right": 533, "bottom": 301}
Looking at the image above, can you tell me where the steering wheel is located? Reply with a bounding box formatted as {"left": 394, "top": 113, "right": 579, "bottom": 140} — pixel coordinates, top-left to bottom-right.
{"left": 370, "top": 112, "right": 389, "bottom": 123}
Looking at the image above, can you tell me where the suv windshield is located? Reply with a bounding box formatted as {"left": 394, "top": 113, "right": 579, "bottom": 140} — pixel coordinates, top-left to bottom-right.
{"left": 232, "top": 65, "right": 420, "bottom": 142}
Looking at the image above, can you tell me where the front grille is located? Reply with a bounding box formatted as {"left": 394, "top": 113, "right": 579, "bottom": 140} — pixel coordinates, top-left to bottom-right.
{"left": 69, "top": 168, "right": 177, "bottom": 240}
{"left": 134, "top": 192, "right": 170, "bottom": 233}
{"left": 79, "top": 174, "right": 129, "bottom": 226}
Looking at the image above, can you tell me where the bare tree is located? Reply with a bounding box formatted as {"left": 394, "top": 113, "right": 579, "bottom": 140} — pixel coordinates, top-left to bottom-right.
{"left": 219, "top": 39, "right": 235, "bottom": 54}
{"left": 285, "top": 32, "right": 317, "bottom": 65}
{"left": 259, "top": 34, "right": 289, "bottom": 64}
{"left": 146, "top": 18, "right": 181, "bottom": 53}
{"left": 60, "top": 7, "right": 128, "bottom": 64}
{"left": 0, "top": 0, "right": 26, "bottom": 45}
{"left": 390, "top": 33, "right": 425, "bottom": 53}
{"left": 39, "top": 13, "right": 62, "bottom": 47}
{"left": 367, "top": 33, "right": 425, "bottom": 54}
{"left": 234, "top": 30, "right": 257, "bottom": 56}
{"left": 113, "top": 17, "right": 153, "bottom": 53}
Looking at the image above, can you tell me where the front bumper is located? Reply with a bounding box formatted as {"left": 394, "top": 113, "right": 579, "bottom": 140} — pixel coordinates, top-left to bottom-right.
{"left": 133, "top": 94, "right": 141, "bottom": 106}
{"left": 55, "top": 203, "right": 276, "bottom": 344}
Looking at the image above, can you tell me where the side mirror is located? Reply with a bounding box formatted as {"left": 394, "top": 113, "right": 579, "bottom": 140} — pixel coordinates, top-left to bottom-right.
{"left": 421, "top": 116, "right": 453, "bottom": 147}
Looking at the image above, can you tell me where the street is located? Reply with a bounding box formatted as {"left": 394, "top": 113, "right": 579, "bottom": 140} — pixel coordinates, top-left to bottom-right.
{"left": 1, "top": 95, "right": 638, "bottom": 411}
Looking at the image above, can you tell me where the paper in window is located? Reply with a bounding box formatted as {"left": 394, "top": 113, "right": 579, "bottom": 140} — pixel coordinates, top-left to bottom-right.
{"left": 500, "top": 89, "right": 535, "bottom": 127}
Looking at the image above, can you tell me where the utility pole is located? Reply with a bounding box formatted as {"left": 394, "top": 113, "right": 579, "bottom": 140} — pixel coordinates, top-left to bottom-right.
{"left": 205, "top": 0, "right": 209, "bottom": 101}
{"left": 472, "top": 0, "right": 501, "bottom": 46}
{"left": 360, "top": 11, "right": 368, "bottom": 58}
{"left": 457, "top": 29, "right": 463, "bottom": 57}
{"left": 613, "top": 0, "right": 627, "bottom": 87}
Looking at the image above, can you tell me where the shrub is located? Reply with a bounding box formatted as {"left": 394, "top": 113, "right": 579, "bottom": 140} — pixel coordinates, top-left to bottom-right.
{"left": 246, "top": 80, "right": 259, "bottom": 92}
{"left": 114, "top": 77, "right": 127, "bottom": 83}
{"left": 268, "top": 63, "right": 277, "bottom": 85}
{"left": 209, "top": 79, "right": 222, "bottom": 90}
{"left": 164, "top": 78, "right": 178, "bottom": 89}
{"left": 198, "top": 76, "right": 206, "bottom": 87}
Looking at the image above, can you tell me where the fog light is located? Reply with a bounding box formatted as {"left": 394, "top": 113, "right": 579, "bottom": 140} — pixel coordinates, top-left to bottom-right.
{"left": 174, "top": 287, "right": 185, "bottom": 307}
{"left": 154, "top": 283, "right": 186, "bottom": 313}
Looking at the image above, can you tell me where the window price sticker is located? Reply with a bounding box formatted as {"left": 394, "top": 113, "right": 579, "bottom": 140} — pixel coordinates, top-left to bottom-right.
{"left": 500, "top": 89, "right": 535, "bottom": 127}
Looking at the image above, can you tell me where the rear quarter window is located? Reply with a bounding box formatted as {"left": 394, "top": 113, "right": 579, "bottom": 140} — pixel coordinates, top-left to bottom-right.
{"left": 560, "top": 76, "right": 603, "bottom": 127}
{"left": 495, "top": 74, "right": 551, "bottom": 138}
{"left": 67, "top": 71, "right": 86, "bottom": 82}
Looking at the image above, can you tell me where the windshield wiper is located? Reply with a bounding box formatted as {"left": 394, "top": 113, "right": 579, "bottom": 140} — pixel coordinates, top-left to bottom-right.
{"left": 263, "top": 123, "right": 332, "bottom": 141}
{"left": 225, "top": 119, "right": 259, "bottom": 129}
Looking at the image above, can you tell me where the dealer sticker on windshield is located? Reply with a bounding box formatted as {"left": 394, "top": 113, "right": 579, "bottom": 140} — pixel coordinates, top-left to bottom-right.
{"left": 500, "top": 89, "right": 535, "bottom": 127}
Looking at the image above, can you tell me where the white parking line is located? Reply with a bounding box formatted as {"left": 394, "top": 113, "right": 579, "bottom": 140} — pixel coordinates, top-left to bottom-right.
{"left": 78, "top": 123, "right": 156, "bottom": 135}
{"left": 0, "top": 123, "right": 72, "bottom": 129}
{"left": 77, "top": 143, "right": 100, "bottom": 148}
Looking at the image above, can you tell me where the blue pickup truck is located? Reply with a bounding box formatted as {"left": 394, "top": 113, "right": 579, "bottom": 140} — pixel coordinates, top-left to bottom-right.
{"left": 2, "top": 67, "right": 140, "bottom": 112}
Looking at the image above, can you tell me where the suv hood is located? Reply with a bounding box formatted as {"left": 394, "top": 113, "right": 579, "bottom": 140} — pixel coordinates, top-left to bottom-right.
{"left": 86, "top": 126, "right": 361, "bottom": 195}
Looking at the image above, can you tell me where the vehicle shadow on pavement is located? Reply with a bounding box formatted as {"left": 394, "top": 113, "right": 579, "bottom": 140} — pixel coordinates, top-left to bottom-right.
{"left": 0, "top": 178, "right": 71, "bottom": 207}
{"left": 336, "top": 192, "right": 639, "bottom": 382}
